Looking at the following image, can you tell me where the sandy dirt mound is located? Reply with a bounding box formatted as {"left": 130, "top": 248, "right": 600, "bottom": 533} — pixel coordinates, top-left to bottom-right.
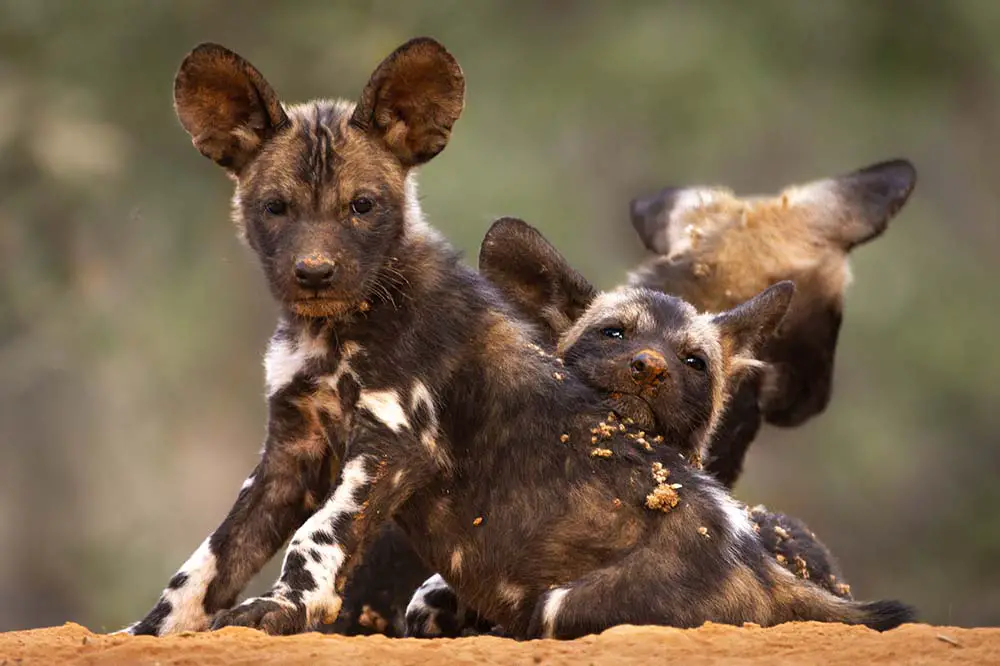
{"left": 1, "top": 622, "right": 996, "bottom": 665}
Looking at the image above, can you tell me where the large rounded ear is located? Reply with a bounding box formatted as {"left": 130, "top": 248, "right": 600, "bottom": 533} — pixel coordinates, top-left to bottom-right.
{"left": 802, "top": 158, "right": 917, "bottom": 250}
{"left": 350, "top": 37, "right": 465, "bottom": 168}
{"left": 479, "top": 217, "right": 598, "bottom": 341}
{"left": 833, "top": 158, "right": 917, "bottom": 248}
{"left": 173, "top": 43, "right": 288, "bottom": 173}
{"left": 712, "top": 281, "right": 795, "bottom": 375}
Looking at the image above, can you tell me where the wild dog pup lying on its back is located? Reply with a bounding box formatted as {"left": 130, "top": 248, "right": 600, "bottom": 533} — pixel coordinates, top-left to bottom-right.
{"left": 630, "top": 161, "right": 917, "bottom": 487}
{"left": 124, "top": 38, "right": 912, "bottom": 640}
{"left": 404, "top": 218, "right": 858, "bottom": 637}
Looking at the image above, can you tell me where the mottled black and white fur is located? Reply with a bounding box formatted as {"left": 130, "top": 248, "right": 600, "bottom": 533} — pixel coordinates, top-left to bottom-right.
{"left": 121, "top": 38, "right": 912, "bottom": 639}
{"left": 404, "top": 218, "right": 858, "bottom": 637}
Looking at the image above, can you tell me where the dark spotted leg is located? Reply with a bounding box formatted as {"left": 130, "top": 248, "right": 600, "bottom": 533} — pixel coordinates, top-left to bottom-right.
{"left": 211, "top": 410, "right": 422, "bottom": 635}
{"left": 121, "top": 392, "right": 335, "bottom": 636}
{"left": 404, "top": 574, "right": 497, "bottom": 638}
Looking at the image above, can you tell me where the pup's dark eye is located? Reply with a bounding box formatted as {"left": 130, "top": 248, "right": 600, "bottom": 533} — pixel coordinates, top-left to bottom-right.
{"left": 263, "top": 199, "right": 287, "bottom": 216}
{"left": 350, "top": 197, "right": 374, "bottom": 215}
{"left": 601, "top": 327, "right": 625, "bottom": 340}
{"left": 683, "top": 355, "right": 707, "bottom": 372}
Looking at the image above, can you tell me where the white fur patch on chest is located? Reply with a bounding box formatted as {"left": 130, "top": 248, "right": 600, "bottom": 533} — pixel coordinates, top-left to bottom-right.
{"left": 263, "top": 329, "right": 329, "bottom": 396}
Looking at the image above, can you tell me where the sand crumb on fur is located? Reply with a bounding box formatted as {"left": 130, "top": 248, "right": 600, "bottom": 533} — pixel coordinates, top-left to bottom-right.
{"left": 2, "top": 622, "right": 997, "bottom": 666}
{"left": 645, "top": 463, "right": 680, "bottom": 511}
{"left": 645, "top": 484, "right": 680, "bottom": 512}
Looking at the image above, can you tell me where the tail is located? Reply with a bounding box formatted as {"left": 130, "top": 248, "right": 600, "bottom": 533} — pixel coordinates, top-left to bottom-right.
{"left": 772, "top": 567, "right": 916, "bottom": 631}
{"left": 851, "top": 600, "right": 917, "bottom": 632}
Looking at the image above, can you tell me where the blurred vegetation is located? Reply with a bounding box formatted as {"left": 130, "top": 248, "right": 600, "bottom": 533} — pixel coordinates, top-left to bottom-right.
{"left": 1, "top": 0, "right": 998, "bottom": 631}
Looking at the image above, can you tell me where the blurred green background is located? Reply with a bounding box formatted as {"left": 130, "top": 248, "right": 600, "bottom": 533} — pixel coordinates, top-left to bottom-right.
{"left": 1, "top": 0, "right": 998, "bottom": 632}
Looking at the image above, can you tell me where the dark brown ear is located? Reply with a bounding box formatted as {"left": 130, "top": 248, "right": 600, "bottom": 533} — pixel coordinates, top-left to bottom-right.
{"left": 825, "top": 158, "right": 917, "bottom": 249}
{"left": 173, "top": 43, "right": 288, "bottom": 173}
{"left": 479, "top": 217, "right": 598, "bottom": 342}
{"left": 351, "top": 37, "right": 464, "bottom": 168}
{"left": 629, "top": 187, "right": 684, "bottom": 255}
{"left": 712, "top": 281, "right": 795, "bottom": 374}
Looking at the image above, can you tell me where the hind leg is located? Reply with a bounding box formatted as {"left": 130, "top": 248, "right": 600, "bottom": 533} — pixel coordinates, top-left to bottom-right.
{"left": 526, "top": 574, "right": 667, "bottom": 640}
{"left": 523, "top": 550, "right": 726, "bottom": 640}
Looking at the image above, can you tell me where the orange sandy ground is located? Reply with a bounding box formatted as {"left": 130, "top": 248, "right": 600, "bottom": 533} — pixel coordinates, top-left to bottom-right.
{"left": 1, "top": 622, "right": 998, "bottom": 666}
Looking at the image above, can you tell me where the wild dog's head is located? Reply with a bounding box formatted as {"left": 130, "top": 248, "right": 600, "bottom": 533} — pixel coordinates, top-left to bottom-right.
{"left": 480, "top": 218, "right": 793, "bottom": 461}
{"left": 627, "top": 160, "right": 916, "bottom": 427}
{"left": 172, "top": 38, "right": 464, "bottom": 319}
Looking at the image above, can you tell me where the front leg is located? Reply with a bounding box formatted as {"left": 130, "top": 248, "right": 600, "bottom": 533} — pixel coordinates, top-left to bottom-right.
{"left": 212, "top": 410, "right": 421, "bottom": 635}
{"left": 123, "top": 391, "right": 335, "bottom": 636}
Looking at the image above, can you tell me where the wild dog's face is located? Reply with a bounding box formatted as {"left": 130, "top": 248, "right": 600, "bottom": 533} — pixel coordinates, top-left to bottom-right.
{"left": 628, "top": 160, "right": 916, "bottom": 426}
{"left": 172, "top": 39, "right": 464, "bottom": 319}
{"left": 480, "top": 218, "right": 794, "bottom": 458}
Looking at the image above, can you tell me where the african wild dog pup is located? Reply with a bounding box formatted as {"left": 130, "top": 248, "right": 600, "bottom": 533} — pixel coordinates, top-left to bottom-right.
{"left": 628, "top": 160, "right": 916, "bottom": 487}
{"left": 403, "top": 218, "right": 855, "bottom": 637}
{"left": 480, "top": 219, "right": 857, "bottom": 599}
{"left": 336, "top": 163, "right": 912, "bottom": 636}
{"left": 123, "top": 38, "right": 912, "bottom": 639}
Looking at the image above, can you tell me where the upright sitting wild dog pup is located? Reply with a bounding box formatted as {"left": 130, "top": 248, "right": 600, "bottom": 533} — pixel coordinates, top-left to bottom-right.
{"left": 125, "top": 38, "right": 912, "bottom": 639}
{"left": 628, "top": 160, "right": 917, "bottom": 486}
{"left": 404, "top": 218, "right": 855, "bottom": 638}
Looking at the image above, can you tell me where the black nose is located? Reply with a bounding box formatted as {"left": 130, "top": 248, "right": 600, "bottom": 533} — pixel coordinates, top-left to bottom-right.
{"left": 630, "top": 350, "right": 668, "bottom": 386}
{"left": 294, "top": 259, "right": 336, "bottom": 289}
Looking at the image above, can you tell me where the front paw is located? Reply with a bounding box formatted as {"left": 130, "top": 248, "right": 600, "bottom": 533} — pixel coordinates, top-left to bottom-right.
{"left": 116, "top": 599, "right": 178, "bottom": 637}
{"left": 111, "top": 623, "right": 139, "bottom": 636}
{"left": 211, "top": 597, "right": 306, "bottom": 635}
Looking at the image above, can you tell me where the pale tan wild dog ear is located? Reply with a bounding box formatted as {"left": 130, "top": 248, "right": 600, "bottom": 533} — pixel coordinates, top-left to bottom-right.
{"left": 351, "top": 37, "right": 465, "bottom": 167}
{"left": 173, "top": 43, "right": 288, "bottom": 173}
{"left": 712, "top": 281, "right": 796, "bottom": 374}
{"left": 479, "top": 217, "right": 598, "bottom": 343}
{"left": 803, "top": 158, "right": 917, "bottom": 250}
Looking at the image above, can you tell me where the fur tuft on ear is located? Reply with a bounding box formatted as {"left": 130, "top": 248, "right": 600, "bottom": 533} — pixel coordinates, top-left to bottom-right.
{"left": 713, "top": 281, "right": 795, "bottom": 375}
{"left": 351, "top": 37, "right": 465, "bottom": 168}
{"left": 479, "top": 217, "right": 597, "bottom": 343}
{"left": 173, "top": 43, "right": 288, "bottom": 173}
